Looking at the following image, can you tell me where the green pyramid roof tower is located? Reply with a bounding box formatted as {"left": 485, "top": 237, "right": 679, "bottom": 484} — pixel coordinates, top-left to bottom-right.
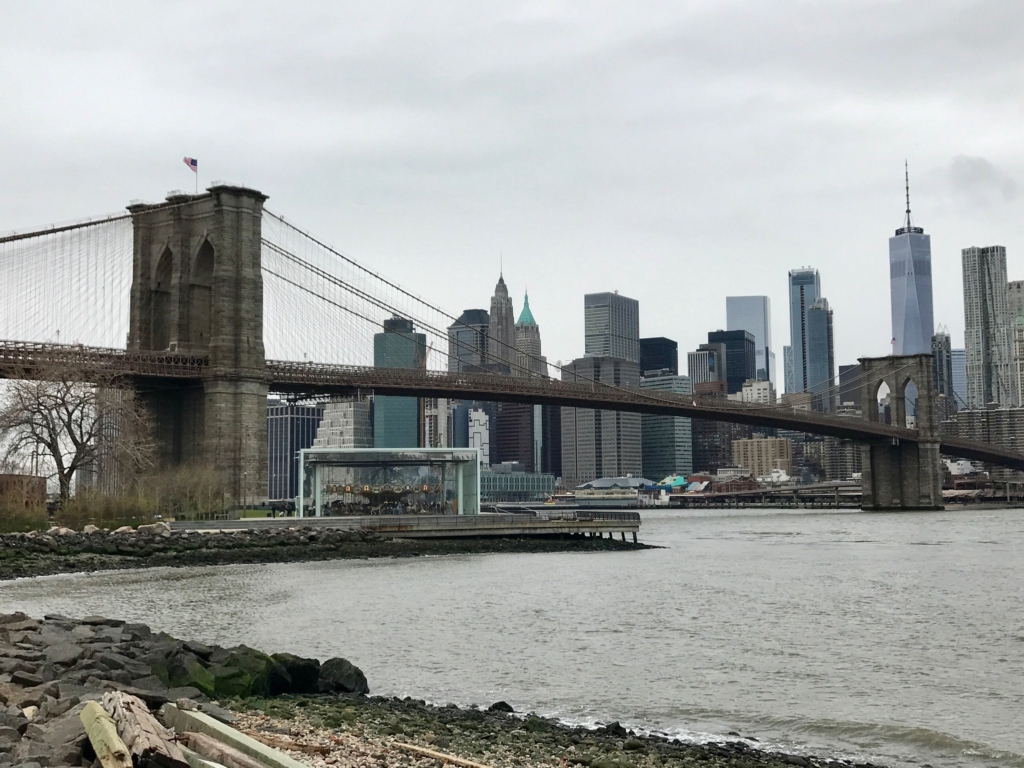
{"left": 516, "top": 291, "right": 536, "bottom": 327}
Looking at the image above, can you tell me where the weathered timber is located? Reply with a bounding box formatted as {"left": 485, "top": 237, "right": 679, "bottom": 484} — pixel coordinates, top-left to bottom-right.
{"left": 103, "top": 691, "right": 189, "bottom": 768}
{"left": 81, "top": 700, "right": 134, "bottom": 768}
{"left": 242, "top": 731, "right": 330, "bottom": 756}
{"left": 394, "top": 741, "right": 495, "bottom": 768}
{"left": 182, "top": 732, "right": 269, "bottom": 768}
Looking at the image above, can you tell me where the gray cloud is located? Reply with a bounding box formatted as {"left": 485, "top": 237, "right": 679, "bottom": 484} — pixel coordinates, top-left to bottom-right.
{"left": 948, "top": 155, "right": 1019, "bottom": 208}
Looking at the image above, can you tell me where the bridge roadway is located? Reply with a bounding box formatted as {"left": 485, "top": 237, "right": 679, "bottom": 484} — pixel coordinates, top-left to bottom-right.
{"left": 3, "top": 339, "right": 1024, "bottom": 472}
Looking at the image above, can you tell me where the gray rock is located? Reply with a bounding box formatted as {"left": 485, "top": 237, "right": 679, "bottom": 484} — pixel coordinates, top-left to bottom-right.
{"left": 9, "top": 673, "right": 42, "bottom": 688}
{"left": 317, "top": 657, "right": 369, "bottom": 695}
{"left": 488, "top": 701, "right": 514, "bottom": 713}
{"left": 0, "top": 727, "right": 20, "bottom": 743}
{"left": 43, "top": 646, "right": 82, "bottom": 667}
{"left": 165, "top": 687, "right": 205, "bottom": 702}
{"left": 130, "top": 676, "right": 167, "bottom": 693}
{"left": 197, "top": 703, "right": 236, "bottom": 725}
{"left": 78, "top": 617, "right": 123, "bottom": 627}
{"left": 271, "top": 653, "right": 319, "bottom": 694}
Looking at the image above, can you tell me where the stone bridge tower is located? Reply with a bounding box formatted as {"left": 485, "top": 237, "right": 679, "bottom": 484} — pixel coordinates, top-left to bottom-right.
{"left": 127, "top": 186, "right": 268, "bottom": 503}
{"left": 858, "top": 353, "right": 942, "bottom": 510}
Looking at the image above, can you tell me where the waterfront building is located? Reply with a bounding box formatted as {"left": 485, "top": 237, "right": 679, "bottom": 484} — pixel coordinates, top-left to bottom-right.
{"left": 492, "top": 402, "right": 543, "bottom": 472}
{"left": 448, "top": 309, "right": 491, "bottom": 373}
{"left": 889, "top": 168, "right": 934, "bottom": 355}
{"left": 692, "top": 417, "right": 752, "bottom": 474}
{"left": 838, "top": 364, "right": 861, "bottom": 408}
{"left": 726, "top": 295, "right": 775, "bottom": 384}
{"left": 962, "top": 246, "right": 1016, "bottom": 407}
{"left": 480, "top": 462, "right": 556, "bottom": 502}
{"left": 268, "top": 401, "right": 325, "bottom": 500}
{"left": 688, "top": 342, "right": 727, "bottom": 388}
{"left": 945, "top": 406, "right": 1024, "bottom": 480}
{"left": 732, "top": 435, "right": 792, "bottom": 479}
{"left": 951, "top": 348, "right": 967, "bottom": 409}
{"left": 788, "top": 268, "right": 821, "bottom": 395}
{"left": 584, "top": 292, "right": 640, "bottom": 363}
{"left": 707, "top": 330, "right": 756, "bottom": 395}
{"left": 932, "top": 331, "right": 956, "bottom": 419}
{"left": 640, "top": 371, "right": 693, "bottom": 481}
{"left": 640, "top": 337, "right": 679, "bottom": 376}
{"left": 560, "top": 356, "right": 642, "bottom": 487}
{"left": 806, "top": 298, "right": 836, "bottom": 412}
{"left": 374, "top": 316, "right": 426, "bottom": 447}
{"left": 489, "top": 275, "right": 516, "bottom": 372}
{"left": 312, "top": 399, "right": 371, "bottom": 449}
{"left": 514, "top": 292, "right": 547, "bottom": 377}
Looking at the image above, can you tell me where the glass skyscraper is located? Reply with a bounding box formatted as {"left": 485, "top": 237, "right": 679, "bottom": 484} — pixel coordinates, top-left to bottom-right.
{"left": 584, "top": 292, "right": 640, "bottom": 363}
{"left": 889, "top": 171, "right": 934, "bottom": 355}
{"left": 726, "top": 295, "right": 774, "bottom": 384}
{"left": 962, "top": 245, "right": 1016, "bottom": 407}
{"left": 373, "top": 316, "right": 426, "bottom": 447}
{"left": 788, "top": 268, "right": 821, "bottom": 394}
{"left": 805, "top": 298, "right": 835, "bottom": 412}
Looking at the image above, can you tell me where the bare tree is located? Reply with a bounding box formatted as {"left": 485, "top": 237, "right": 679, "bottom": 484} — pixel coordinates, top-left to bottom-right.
{"left": 0, "top": 364, "right": 155, "bottom": 504}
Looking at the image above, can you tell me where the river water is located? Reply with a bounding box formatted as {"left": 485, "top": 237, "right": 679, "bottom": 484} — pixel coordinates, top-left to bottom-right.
{"left": 1, "top": 507, "right": 1022, "bottom": 768}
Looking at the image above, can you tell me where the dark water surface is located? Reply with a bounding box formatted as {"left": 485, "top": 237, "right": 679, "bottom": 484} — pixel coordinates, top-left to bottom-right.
{"left": 2, "top": 508, "right": 1022, "bottom": 768}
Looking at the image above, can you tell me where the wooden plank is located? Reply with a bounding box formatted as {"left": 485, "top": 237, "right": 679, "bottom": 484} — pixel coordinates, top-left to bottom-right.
{"left": 393, "top": 741, "right": 495, "bottom": 768}
{"left": 80, "top": 701, "right": 134, "bottom": 768}
{"left": 182, "top": 732, "right": 271, "bottom": 768}
{"left": 241, "top": 731, "right": 330, "bottom": 756}
{"left": 102, "top": 691, "right": 189, "bottom": 768}
{"left": 160, "top": 704, "right": 308, "bottom": 768}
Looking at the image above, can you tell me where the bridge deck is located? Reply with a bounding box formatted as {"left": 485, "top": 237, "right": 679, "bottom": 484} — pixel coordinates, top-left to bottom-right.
{"left": 3, "top": 340, "right": 1024, "bottom": 471}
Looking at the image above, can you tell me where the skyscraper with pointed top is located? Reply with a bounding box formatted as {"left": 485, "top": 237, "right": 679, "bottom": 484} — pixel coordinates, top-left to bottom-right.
{"left": 890, "top": 163, "right": 934, "bottom": 355}
{"left": 488, "top": 274, "right": 516, "bottom": 373}
{"left": 514, "top": 291, "right": 547, "bottom": 377}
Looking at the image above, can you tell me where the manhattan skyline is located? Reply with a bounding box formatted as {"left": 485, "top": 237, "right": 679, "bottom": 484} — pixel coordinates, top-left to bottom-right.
{"left": 1, "top": 3, "right": 1022, "bottom": 373}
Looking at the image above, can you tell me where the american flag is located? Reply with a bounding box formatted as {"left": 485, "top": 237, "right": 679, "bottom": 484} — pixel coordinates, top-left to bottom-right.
{"left": 183, "top": 157, "right": 198, "bottom": 172}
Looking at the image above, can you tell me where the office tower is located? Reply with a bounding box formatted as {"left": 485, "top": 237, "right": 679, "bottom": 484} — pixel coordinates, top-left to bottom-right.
{"left": 423, "top": 398, "right": 452, "bottom": 448}
{"left": 560, "top": 356, "right": 642, "bottom": 487}
{"left": 692, "top": 419, "right": 752, "bottom": 474}
{"left": 732, "top": 435, "right": 792, "bottom": 478}
{"left": 447, "top": 309, "right": 490, "bottom": 372}
{"left": 492, "top": 403, "right": 540, "bottom": 471}
{"left": 788, "top": 268, "right": 821, "bottom": 394}
{"left": 373, "top": 316, "right": 426, "bottom": 447}
{"left": 783, "top": 346, "right": 795, "bottom": 394}
{"left": 962, "top": 246, "right": 1016, "bottom": 406}
{"left": 889, "top": 167, "right": 934, "bottom": 354}
{"left": 489, "top": 275, "right": 516, "bottom": 372}
{"left": 739, "top": 379, "right": 776, "bottom": 404}
{"left": 951, "top": 349, "right": 967, "bottom": 409}
{"left": 267, "top": 401, "right": 324, "bottom": 500}
{"left": 312, "top": 399, "right": 371, "bottom": 448}
{"left": 541, "top": 405, "right": 562, "bottom": 478}
{"left": 931, "top": 331, "right": 955, "bottom": 419}
{"left": 468, "top": 408, "right": 490, "bottom": 465}
{"left": 838, "top": 364, "right": 862, "bottom": 408}
{"left": 707, "top": 330, "right": 756, "bottom": 395}
{"left": 1009, "top": 282, "right": 1024, "bottom": 406}
{"left": 640, "top": 372, "right": 693, "bottom": 480}
{"left": 688, "top": 342, "right": 727, "bottom": 389}
{"left": 584, "top": 292, "right": 640, "bottom": 363}
{"left": 640, "top": 337, "right": 679, "bottom": 376}
{"left": 806, "top": 298, "right": 835, "bottom": 412}
{"left": 514, "top": 292, "right": 547, "bottom": 377}
{"left": 726, "top": 296, "right": 775, "bottom": 383}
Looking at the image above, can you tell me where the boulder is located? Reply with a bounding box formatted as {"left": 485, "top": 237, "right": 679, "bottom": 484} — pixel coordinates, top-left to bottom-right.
{"left": 271, "top": 653, "right": 320, "bottom": 694}
{"left": 44, "top": 645, "right": 82, "bottom": 667}
{"left": 167, "top": 655, "right": 214, "bottom": 698}
{"left": 317, "top": 658, "right": 368, "bottom": 695}
{"left": 487, "top": 700, "right": 514, "bottom": 713}
{"left": 81, "top": 525, "right": 99, "bottom": 534}
{"left": 136, "top": 522, "right": 171, "bottom": 535}
{"left": 208, "top": 647, "right": 285, "bottom": 698}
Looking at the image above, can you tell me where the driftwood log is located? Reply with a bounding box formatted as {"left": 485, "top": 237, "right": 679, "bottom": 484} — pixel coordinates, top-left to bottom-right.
{"left": 181, "top": 731, "right": 269, "bottom": 768}
{"left": 80, "top": 701, "right": 134, "bottom": 768}
{"left": 241, "top": 731, "right": 331, "bottom": 756}
{"left": 394, "top": 742, "right": 495, "bottom": 768}
{"left": 102, "top": 691, "right": 189, "bottom": 768}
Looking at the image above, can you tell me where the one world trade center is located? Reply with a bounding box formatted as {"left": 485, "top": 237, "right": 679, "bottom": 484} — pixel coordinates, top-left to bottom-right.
{"left": 889, "top": 164, "right": 934, "bottom": 355}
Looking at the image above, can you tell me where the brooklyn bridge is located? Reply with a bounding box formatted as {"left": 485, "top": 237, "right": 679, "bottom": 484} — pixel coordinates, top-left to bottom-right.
{"left": 1, "top": 185, "right": 1020, "bottom": 510}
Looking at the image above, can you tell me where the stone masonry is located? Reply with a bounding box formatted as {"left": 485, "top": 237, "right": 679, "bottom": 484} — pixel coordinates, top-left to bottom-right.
{"left": 127, "top": 186, "right": 268, "bottom": 502}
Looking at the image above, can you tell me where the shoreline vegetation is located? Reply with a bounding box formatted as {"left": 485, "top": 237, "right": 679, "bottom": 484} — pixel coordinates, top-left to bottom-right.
{"left": 0, "top": 523, "right": 652, "bottom": 582}
{"left": 0, "top": 612, "right": 883, "bottom": 768}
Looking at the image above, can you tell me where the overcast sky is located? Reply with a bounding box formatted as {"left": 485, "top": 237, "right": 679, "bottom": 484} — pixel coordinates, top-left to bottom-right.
{"left": 3, "top": 1, "right": 1023, "bottom": 376}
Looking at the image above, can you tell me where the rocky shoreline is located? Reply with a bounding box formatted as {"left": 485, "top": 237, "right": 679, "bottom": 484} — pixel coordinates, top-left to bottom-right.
{"left": 0, "top": 524, "right": 650, "bottom": 582}
{"left": 0, "top": 612, "right": 887, "bottom": 768}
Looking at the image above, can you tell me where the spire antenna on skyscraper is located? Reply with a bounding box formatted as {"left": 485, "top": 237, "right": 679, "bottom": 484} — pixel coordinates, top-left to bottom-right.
{"left": 905, "top": 160, "right": 913, "bottom": 230}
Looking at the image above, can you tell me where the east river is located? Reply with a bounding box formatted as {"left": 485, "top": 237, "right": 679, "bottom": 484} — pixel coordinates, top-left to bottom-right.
{"left": 2, "top": 508, "right": 1022, "bottom": 768}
